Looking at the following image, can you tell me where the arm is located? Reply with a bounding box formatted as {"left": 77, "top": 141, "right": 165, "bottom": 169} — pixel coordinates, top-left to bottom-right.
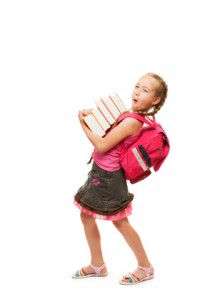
{"left": 78, "top": 110, "right": 142, "bottom": 153}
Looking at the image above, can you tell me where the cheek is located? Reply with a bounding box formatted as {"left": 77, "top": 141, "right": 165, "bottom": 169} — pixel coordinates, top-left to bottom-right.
{"left": 140, "top": 98, "right": 153, "bottom": 109}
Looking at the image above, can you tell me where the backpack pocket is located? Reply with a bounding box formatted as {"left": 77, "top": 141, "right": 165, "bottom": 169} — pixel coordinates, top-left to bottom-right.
{"left": 120, "top": 146, "right": 152, "bottom": 184}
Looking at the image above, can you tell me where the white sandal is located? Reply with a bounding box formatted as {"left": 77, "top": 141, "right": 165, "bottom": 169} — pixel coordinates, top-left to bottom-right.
{"left": 119, "top": 265, "right": 154, "bottom": 285}
{"left": 72, "top": 263, "right": 108, "bottom": 279}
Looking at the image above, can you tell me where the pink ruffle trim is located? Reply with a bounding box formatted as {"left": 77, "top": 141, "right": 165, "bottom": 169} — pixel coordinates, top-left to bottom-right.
{"left": 74, "top": 201, "right": 132, "bottom": 221}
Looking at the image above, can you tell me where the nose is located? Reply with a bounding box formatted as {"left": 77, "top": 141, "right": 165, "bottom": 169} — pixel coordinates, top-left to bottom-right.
{"left": 135, "top": 88, "right": 139, "bottom": 95}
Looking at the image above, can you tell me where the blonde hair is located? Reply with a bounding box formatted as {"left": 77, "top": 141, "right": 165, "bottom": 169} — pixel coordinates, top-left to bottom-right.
{"left": 137, "top": 72, "right": 168, "bottom": 116}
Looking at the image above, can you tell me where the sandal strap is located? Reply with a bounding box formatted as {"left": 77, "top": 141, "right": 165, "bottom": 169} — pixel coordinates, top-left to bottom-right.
{"left": 90, "top": 263, "right": 106, "bottom": 275}
{"left": 129, "top": 273, "right": 140, "bottom": 282}
{"left": 123, "top": 273, "right": 140, "bottom": 283}
{"left": 138, "top": 265, "right": 153, "bottom": 278}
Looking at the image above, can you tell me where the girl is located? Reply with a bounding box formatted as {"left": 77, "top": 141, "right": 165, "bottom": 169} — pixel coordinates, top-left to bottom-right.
{"left": 72, "top": 73, "right": 168, "bottom": 285}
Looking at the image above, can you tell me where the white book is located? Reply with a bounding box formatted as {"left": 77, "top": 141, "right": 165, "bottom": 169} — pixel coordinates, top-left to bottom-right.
{"left": 109, "top": 92, "right": 128, "bottom": 113}
{"left": 95, "top": 99, "right": 115, "bottom": 125}
{"left": 91, "top": 108, "right": 110, "bottom": 131}
{"left": 100, "top": 96, "right": 120, "bottom": 119}
{"left": 83, "top": 92, "right": 127, "bottom": 136}
{"left": 83, "top": 114, "right": 105, "bottom": 137}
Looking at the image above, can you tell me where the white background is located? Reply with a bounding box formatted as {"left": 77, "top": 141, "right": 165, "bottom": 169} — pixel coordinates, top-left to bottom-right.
{"left": 1, "top": 0, "right": 205, "bottom": 299}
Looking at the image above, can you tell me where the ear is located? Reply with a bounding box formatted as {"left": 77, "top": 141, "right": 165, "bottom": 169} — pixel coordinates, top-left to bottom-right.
{"left": 152, "top": 97, "right": 160, "bottom": 105}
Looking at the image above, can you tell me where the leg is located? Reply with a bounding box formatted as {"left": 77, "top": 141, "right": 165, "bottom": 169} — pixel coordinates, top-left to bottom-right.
{"left": 78, "top": 211, "right": 107, "bottom": 275}
{"left": 112, "top": 217, "right": 154, "bottom": 283}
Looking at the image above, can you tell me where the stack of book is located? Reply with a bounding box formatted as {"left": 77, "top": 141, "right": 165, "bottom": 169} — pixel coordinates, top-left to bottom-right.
{"left": 83, "top": 92, "right": 128, "bottom": 137}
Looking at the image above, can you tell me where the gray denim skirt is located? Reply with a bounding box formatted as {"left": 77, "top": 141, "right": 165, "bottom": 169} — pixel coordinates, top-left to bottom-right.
{"left": 74, "top": 162, "right": 134, "bottom": 216}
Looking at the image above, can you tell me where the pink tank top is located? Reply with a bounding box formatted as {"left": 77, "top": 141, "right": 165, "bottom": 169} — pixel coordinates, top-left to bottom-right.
{"left": 92, "top": 130, "right": 141, "bottom": 171}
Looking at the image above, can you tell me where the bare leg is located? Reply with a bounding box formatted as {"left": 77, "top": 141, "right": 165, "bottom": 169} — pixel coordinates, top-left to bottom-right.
{"left": 113, "top": 217, "right": 154, "bottom": 281}
{"left": 80, "top": 211, "right": 107, "bottom": 274}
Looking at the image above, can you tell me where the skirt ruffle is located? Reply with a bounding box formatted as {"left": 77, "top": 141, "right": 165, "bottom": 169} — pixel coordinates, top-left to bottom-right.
{"left": 74, "top": 200, "right": 133, "bottom": 221}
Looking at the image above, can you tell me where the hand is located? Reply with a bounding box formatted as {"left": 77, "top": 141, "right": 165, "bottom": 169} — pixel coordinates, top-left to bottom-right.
{"left": 78, "top": 109, "right": 92, "bottom": 123}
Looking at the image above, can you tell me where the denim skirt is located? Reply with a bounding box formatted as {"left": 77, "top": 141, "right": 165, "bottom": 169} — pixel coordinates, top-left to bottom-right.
{"left": 74, "top": 162, "right": 134, "bottom": 216}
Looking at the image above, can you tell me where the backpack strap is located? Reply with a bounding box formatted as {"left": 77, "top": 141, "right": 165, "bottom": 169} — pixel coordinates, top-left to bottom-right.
{"left": 117, "top": 112, "right": 156, "bottom": 128}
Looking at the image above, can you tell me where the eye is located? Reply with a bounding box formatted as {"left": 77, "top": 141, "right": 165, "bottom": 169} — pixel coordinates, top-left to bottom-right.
{"left": 143, "top": 88, "right": 148, "bottom": 93}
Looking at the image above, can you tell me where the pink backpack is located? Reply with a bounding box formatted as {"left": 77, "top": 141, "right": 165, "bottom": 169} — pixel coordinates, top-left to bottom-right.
{"left": 117, "top": 112, "right": 170, "bottom": 184}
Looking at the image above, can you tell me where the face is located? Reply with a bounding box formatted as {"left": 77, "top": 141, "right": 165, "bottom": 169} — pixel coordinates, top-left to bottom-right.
{"left": 132, "top": 74, "right": 160, "bottom": 112}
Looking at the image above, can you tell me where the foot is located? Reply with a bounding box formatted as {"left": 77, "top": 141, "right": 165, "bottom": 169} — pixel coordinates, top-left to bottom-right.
{"left": 72, "top": 263, "right": 108, "bottom": 279}
{"left": 82, "top": 264, "right": 108, "bottom": 275}
{"left": 119, "top": 265, "right": 154, "bottom": 285}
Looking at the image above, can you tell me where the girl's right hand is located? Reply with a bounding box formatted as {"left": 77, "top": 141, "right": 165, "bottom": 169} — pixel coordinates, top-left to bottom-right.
{"left": 81, "top": 109, "right": 93, "bottom": 116}
{"left": 78, "top": 109, "right": 93, "bottom": 123}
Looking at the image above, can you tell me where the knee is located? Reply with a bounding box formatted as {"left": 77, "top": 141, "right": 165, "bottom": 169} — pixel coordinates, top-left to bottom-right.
{"left": 112, "top": 218, "right": 129, "bottom": 232}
